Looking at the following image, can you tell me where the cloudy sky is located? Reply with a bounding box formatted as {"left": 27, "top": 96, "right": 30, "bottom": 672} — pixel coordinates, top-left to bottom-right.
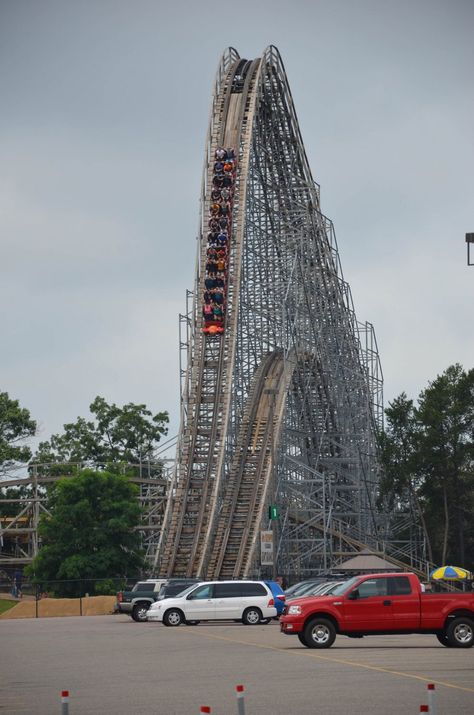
{"left": 1, "top": 0, "right": 473, "bottom": 454}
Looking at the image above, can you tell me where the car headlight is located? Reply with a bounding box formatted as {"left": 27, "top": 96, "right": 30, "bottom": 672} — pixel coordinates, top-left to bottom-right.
{"left": 288, "top": 605, "right": 302, "bottom": 615}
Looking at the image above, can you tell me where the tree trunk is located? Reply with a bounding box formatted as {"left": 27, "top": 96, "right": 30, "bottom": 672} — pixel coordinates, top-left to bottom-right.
{"left": 410, "top": 482, "right": 434, "bottom": 564}
{"left": 442, "top": 485, "right": 449, "bottom": 565}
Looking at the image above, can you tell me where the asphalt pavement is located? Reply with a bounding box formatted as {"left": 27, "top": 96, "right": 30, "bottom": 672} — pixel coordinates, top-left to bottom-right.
{"left": 0, "top": 615, "right": 473, "bottom": 714}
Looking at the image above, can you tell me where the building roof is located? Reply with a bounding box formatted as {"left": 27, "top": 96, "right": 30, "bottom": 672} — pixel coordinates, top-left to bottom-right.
{"left": 336, "top": 549, "right": 402, "bottom": 572}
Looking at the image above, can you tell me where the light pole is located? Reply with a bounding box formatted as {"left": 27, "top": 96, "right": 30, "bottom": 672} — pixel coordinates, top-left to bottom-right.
{"left": 466, "top": 233, "right": 474, "bottom": 266}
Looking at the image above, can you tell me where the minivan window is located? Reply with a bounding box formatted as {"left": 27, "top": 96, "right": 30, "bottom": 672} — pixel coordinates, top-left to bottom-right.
{"left": 241, "top": 583, "right": 266, "bottom": 597}
{"left": 188, "top": 584, "right": 213, "bottom": 600}
{"left": 214, "top": 583, "right": 242, "bottom": 598}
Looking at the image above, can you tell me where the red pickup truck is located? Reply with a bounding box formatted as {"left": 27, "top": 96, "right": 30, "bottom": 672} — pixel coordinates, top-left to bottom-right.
{"left": 280, "top": 572, "right": 474, "bottom": 649}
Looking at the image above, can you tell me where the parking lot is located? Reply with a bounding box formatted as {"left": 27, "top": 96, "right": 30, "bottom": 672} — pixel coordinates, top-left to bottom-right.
{"left": 1, "top": 615, "right": 474, "bottom": 714}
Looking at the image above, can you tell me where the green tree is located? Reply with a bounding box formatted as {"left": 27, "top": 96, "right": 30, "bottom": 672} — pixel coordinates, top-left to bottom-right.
{"left": 26, "top": 469, "right": 143, "bottom": 596}
{"left": 378, "top": 393, "right": 434, "bottom": 563}
{"left": 0, "top": 391, "right": 36, "bottom": 477}
{"left": 416, "top": 365, "right": 474, "bottom": 566}
{"left": 33, "top": 396, "right": 169, "bottom": 473}
{"left": 379, "top": 365, "right": 474, "bottom": 570}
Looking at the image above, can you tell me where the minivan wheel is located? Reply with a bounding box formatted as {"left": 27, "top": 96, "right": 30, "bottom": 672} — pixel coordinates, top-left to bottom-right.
{"left": 131, "top": 603, "right": 149, "bottom": 622}
{"left": 186, "top": 620, "right": 200, "bottom": 626}
{"left": 242, "top": 607, "right": 262, "bottom": 625}
{"left": 446, "top": 617, "right": 474, "bottom": 648}
{"left": 163, "top": 609, "right": 184, "bottom": 627}
{"left": 259, "top": 618, "right": 271, "bottom": 625}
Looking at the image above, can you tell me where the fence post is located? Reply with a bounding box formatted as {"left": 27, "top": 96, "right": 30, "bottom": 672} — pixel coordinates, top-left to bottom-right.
{"left": 35, "top": 586, "right": 39, "bottom": 619}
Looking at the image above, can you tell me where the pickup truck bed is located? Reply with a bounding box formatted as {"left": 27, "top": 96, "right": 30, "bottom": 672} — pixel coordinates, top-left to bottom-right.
{"left": 280, "top": 572, "right": 474, "bottom": 649}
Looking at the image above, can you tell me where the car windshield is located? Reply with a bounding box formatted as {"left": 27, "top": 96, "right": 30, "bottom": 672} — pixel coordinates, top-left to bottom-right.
{"left": 330, "top": 577, "right": 359, "bottom": 596}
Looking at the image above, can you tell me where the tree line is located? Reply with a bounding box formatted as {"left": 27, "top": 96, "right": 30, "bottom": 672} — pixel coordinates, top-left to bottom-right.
{"left": 378, "top": 364, "right": 474, "bottom": 570}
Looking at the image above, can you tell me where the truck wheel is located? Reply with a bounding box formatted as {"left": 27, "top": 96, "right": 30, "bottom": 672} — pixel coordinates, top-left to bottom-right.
{"left": 446, "top": 617, "right": 474, "bottom": 648}
{"left": 297, "top": 633, "right": 307, "bottom": 646}
{"left": 163, "top": 609, "right": 183, "bottom": 627}
{"left": 131, "top": 603, "right": 150, "bottom": 622}
{"left": 303, "top": 617, "right": 336, "bottom": 648}
{"left": 436, "top": 633, "right": 454, "bottom": 647}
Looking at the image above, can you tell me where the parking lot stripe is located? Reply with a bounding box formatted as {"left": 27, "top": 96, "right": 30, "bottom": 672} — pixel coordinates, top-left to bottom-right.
{"left": 184, "top": 630, "right": 474, "bottom": 695}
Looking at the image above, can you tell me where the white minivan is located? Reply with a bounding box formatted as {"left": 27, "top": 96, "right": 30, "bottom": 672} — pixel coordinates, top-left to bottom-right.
{"left": 146, "top": 580, "right": 277, "bottom": 626}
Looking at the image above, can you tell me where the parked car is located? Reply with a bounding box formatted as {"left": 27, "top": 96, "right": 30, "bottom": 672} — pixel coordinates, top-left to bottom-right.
{"left": 285, "top": 579, "right": 328, "bottom": 598}
{"left": 264, "top": 580, "right": 286, "bottom": 618}
{"left": 116, "top": 579, "right": 168, "bottom": 621}
{"left": 147, "top": 580, "right": 277, "bottom": 626}
{"left": 116, "top": 578, "right": 200, "bottom": 622}
{"left": 280, "top": 572, "right": 474, "bottom": 649}
{"left": 287, "top": 581, "right": 347, "bottom": 601}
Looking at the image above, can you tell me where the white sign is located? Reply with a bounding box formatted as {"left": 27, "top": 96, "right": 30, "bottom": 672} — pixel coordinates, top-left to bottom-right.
{"left": 260, "top": 530, "right": 274, "bottom": 566}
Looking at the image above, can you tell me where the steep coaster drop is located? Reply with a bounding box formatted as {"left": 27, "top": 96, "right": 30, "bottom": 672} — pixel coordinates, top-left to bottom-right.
{"left": 156, "top": 47, "right": 423, "bottom": 581}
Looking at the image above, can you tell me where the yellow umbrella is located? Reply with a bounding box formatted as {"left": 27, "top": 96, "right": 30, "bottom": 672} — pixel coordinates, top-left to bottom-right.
{"left": 430, "top": 565, "right": 472, "bottom": 580}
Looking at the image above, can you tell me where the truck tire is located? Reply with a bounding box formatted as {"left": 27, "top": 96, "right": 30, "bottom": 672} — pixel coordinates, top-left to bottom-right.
{"left": 436, "top": 633, "right": 454, "bottom": 647}
{"left": 302, "top": 617, "right": 336, "bottom": 648}
{"left": 131, "top": 602, "right": 150, "bottom": 622}
{"left": 446, "top": 617, "right": 474, "bottom": 648}
{"left": 163, "top": 609, "right": 184, "bottom": 627}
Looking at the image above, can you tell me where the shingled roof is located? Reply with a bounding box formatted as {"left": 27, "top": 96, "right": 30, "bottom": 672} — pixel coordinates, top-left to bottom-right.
{"left": 336, "top": 549, "right": 402, "bottom": 572}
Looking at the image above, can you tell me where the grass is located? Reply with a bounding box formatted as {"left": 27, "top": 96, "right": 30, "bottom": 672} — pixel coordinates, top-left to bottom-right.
{"left": 0, "top": 598, "right": 17, "bottom": 615}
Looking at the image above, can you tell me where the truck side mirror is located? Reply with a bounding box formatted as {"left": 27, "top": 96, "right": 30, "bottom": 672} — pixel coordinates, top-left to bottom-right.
{"left": 348, "top": 589, "right": 359, "bottom": 600}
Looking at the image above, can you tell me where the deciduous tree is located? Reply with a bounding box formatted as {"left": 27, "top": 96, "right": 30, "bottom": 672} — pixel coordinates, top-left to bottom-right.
{"left": 33, "top": 396, "right": 168, "bottom": 472}
{"left": 0, "top": 391, "right": 36, "bottom": 478}
{"left": 26, "top": 469, "right": 143, "bottom": 596}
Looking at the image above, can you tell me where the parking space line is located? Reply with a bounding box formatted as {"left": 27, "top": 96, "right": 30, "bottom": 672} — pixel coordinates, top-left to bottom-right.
{"left": 184, "top": 630, "right": 474, "bottom": 694}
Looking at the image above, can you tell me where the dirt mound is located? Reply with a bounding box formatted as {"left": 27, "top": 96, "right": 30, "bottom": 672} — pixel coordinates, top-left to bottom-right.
{"left": 0, "top": 595, "right": 116, "bottom": 619}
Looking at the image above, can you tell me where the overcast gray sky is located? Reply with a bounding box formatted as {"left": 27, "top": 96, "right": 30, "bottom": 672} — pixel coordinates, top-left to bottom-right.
{"left": 1, "top": 0, "right": 473, "bottom": 452}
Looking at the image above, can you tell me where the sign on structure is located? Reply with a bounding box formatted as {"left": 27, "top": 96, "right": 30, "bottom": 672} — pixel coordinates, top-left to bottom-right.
{"left": 260, "top": 530, "right": 274, "bottom": 566}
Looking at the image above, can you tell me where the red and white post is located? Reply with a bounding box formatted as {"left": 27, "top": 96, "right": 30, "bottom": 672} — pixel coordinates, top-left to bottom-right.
{"left": 236, "top": 684, "right": 246, "bottom": 715}
{"left": 420, "top": 706, "right": 429, "bottom": 713}
{"left": 200, "top": 707, "right": 211, "bottom": 714}
{"left": 61, "top": 690, "right": 69, "bottom": 715}
{"left": 427, "top": 683, "right": 436, "bottom": 714}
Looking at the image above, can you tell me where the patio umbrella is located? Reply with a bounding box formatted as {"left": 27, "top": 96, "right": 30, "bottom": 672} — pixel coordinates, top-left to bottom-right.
{"left": 430, "top": 565, "right": 472, "bottom": 580}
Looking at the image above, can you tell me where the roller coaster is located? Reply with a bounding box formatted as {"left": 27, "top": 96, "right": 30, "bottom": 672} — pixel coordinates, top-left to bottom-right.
{"left": 156, "top": 46, "right": 426, "bottom": 580}
{"left": 0, "top": 47, "right": 425, "bottom": 578}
